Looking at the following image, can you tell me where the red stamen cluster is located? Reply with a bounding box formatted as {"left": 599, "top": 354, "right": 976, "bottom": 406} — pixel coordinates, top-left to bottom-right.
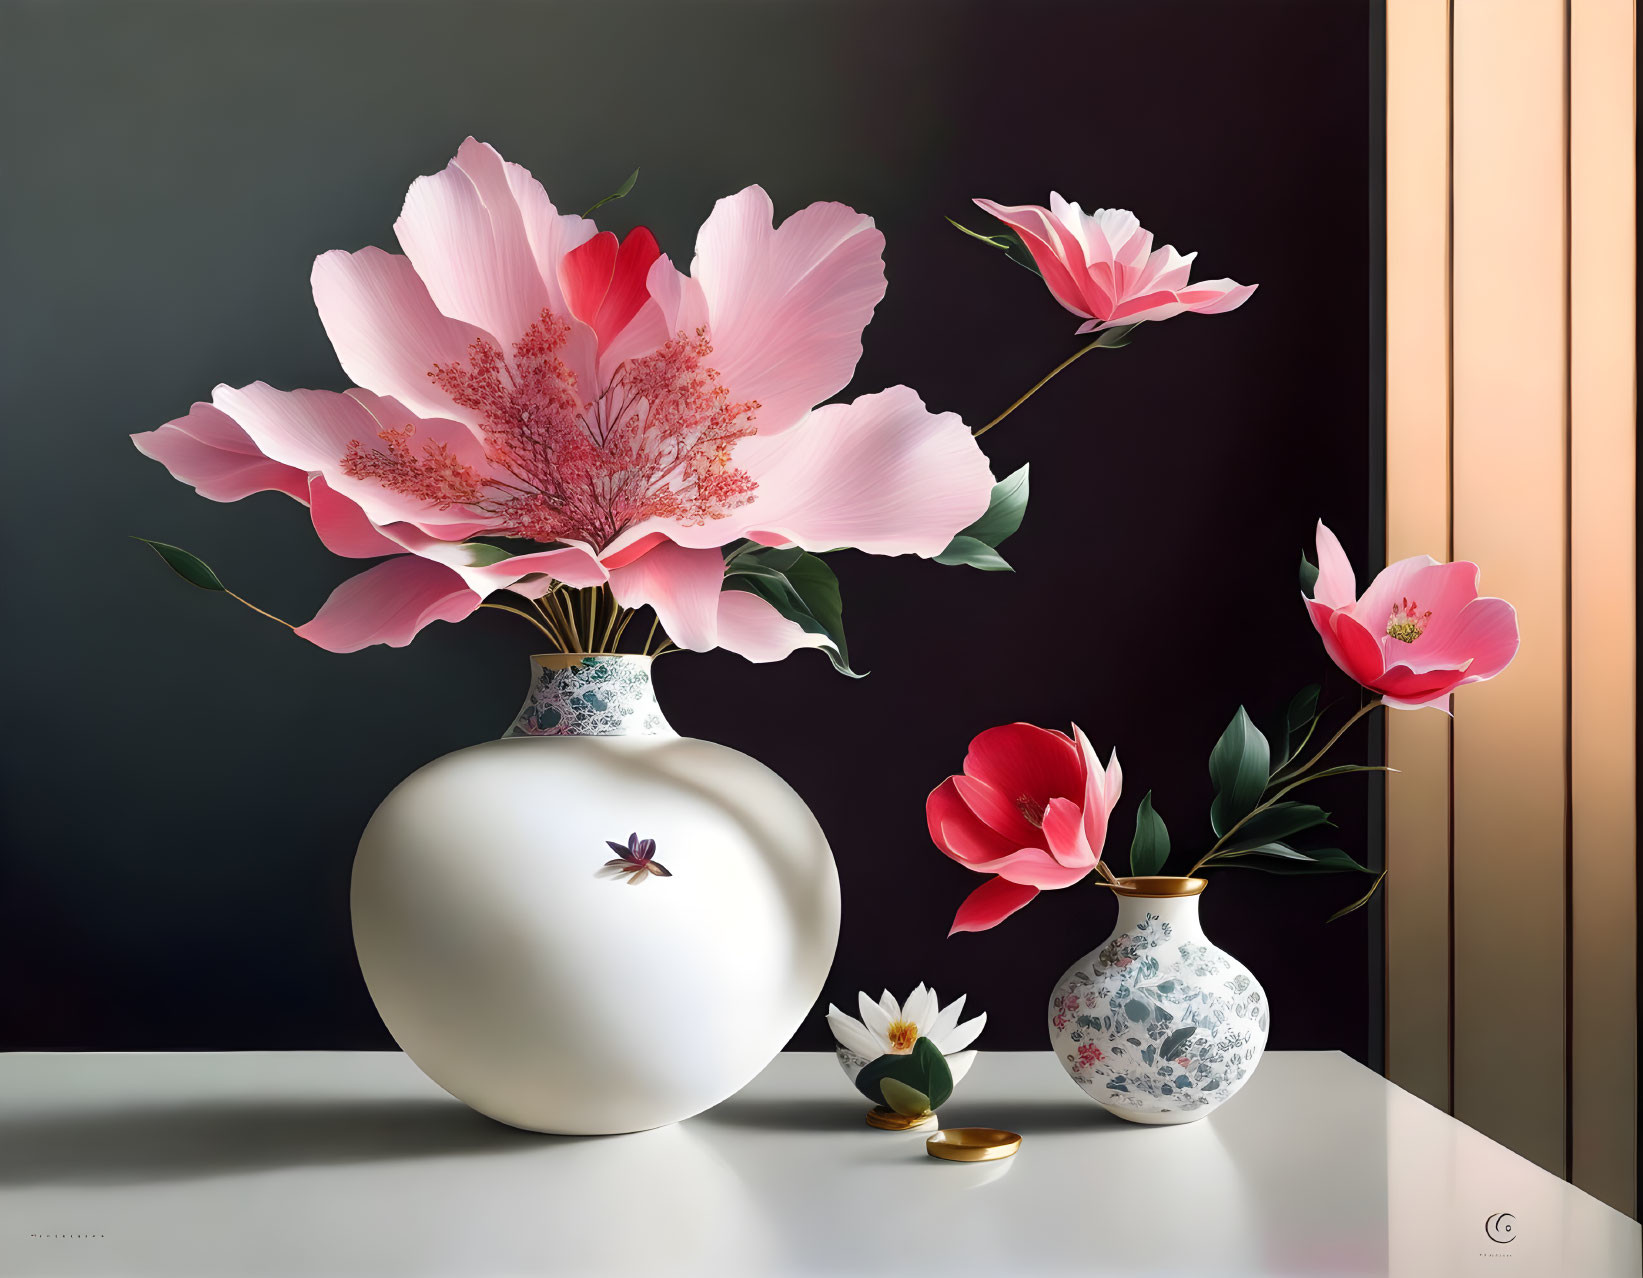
{"left": 341, "top": 309, "right": 760, "bottom": 549}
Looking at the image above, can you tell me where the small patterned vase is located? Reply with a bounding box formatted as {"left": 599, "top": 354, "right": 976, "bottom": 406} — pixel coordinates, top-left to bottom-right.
{"left": 1048, "top": 876, "right": 1268, "bottom": 1125}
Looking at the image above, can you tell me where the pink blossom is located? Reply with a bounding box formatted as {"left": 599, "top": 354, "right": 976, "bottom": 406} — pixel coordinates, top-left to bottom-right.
{"left": 974, "top": 195, "right": 1255, "bottom": 333}
{"left": 929, "top": 722, "right": 1121, "bottom": 934}
{"left": 134, "top": 139, "right": 994, "bottom": 655}
{"left": 1305, "top": 521, "right": 1520, "bottom": 711}
{"left": 1077, "top": 1043, "right": 1105, "bottom": 1067}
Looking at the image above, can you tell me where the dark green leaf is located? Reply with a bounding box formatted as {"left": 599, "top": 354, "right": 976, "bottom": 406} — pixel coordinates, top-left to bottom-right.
{"left": 724, "top": 546, "right": 858, "bottom": 676}
{"left": 933, "top": 535, "right": 1013, "bottom": 571}
{"left": 946, "top": 219, "right": 1042, "bottom": 277}
{"left": 1124, "top": 999, "right": 1149, "bottom": 1023}
{"left": 134, "top": 538, "right": 226, "bottom": 591}
{"left": 852, "top": 1037, "right": 955, "bottom": 1110}
{"left": 1215, "top": 802, "right": 1332, "bottom": 853}
{"left": 1328, "top": 870, "right": 1389, "bottom": 921}
{"left": 956, "top": 464, "right": 1030, "bottom": 549}
{"left": 1272, "top": 683, "right": 1322, "bottom": 771}
{"left": 1091, "top": 323, "right": 1139, "bottom": 350}
{"left": 1209, "top": 843, "right": 1373, "bottom": 876}
{"left": 582, "top": 168, "right": 638, "bottom": 217}
{"left": 1300, "top": 552, "right": 1319, "bottom": 598}
{"left": 1159, "top": 1026, "right": 1197, "bottom": 1060}
{"left": 456, "top": 541, "right": 513, "bottom": 568}
{"left": 1208, "top": 708, "right": 1270, "bottom": 838}
{"left": 877, "top": 1078, "right": 933, "bottom": 1117}
{"left": 1128, "top": 791, "right": 1171, "bottom": 877}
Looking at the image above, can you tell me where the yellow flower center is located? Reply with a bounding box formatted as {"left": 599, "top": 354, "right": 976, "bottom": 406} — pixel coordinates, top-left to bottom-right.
{"left": 1386, "top": 596, "right": 1432, "bottom": 644}
{"left": 886, "top": 1019, "right": 919, "bottom": 1053}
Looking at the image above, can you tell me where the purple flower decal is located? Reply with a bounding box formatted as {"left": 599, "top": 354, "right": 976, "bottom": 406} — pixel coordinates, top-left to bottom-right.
{"left": 601, "top": 833, "right": 672, "bottom": 885}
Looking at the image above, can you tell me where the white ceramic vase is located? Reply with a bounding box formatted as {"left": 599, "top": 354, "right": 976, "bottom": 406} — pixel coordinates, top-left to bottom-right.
{"left": 351, "top": 653, "right": 840, "bottom": 1135}
{"left": 1047, "top": 877, "right": 1268, "bottom": 1124}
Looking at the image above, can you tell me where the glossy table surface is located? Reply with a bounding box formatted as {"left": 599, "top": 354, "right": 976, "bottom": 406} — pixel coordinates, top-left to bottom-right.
{"left": 0, "top": 1050, "right": 1635, "bottom": 1276}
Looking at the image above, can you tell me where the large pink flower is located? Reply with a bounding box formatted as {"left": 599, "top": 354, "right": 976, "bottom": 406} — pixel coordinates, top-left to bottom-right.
{"left": 974, "top": 195, "right": 1256, "bottom": 333}
{"left": 1305, "top": 521, "right": 1520, "bottom": 711}
{"left": 928, "top": 723, "right": 1122, "bottom": 934}
{"left": 134, "top": 139, "right": 994, "bottom": 655}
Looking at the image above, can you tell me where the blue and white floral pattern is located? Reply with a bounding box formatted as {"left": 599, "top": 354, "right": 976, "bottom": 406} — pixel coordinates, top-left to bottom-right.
{"left": 504, "top": 655, "right": 674, "bottom": 738}
{"left": 1048, "top": 895, "right": 1268, "bottom": 1123}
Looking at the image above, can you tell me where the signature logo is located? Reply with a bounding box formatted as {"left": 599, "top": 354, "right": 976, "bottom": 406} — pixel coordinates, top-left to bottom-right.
{"left": 1484, "top": 1212, "right": 1517, "bottom": 1245}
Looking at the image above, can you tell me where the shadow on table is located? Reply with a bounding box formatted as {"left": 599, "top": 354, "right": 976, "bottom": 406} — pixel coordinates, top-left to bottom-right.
{"left": 0, "top": 1097, "right": 552, "bottom": 1187}
{"left": 699, "top": 1094, "right": 1118, "bottom": 1135}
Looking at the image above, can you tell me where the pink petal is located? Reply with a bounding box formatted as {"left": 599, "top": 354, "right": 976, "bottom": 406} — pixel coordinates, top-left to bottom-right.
{"left": 132, "top": 402, "right": 309, "bottom": 504}
{"left": 963, "top": 723, "right": 1084, "bottom": 808}
{"left": 1333, "top": 611, "right": 1391, "bottom": 684}
{"left": 690, "top": 186, "right": 886, "bottom": 436}
{"left": 499, "top": 153, "right": 600, "bottom": 317}
{"left": 949, "top": 877, "right": 1040, "bottom": 935}
{"left": 713, "top": 589, "right": 833, "bottom": 663}
{"left": 1312, "top": 520, "right": 1358, "bottom": 609}
{"left": 959, "top": 848, "right": 1088, "bottom": 889}
{"left": 664, "top": 386, "right": 992, "bottom": 557}
{"left": 558, "top": 226, "right": 663, "bottom": 358}
{"left": 1305, "top": 598, "right": 1355, "bottom": 676}
{"left": 1180, "top": 280, "right": 1258, "bottom": 315}
{"left": 606, "top": 540, "right": 724, "bottom": 652}
{"left": 927, "top": 778, "right": 1023, "bottom": 866}
{"left": 476, "top": 545, "right": 609, "bottom": 593}
{"left": 294, "top": 555, "right": 481, "bottom": 653}
{"left": 310, "top": 247, "right": 498, "bottom": 426}
{"left": 1373, "top": 665, "right": 1470, "bottom": 708}
{"left": 1072, "top": 726, "right": 1120, "bottom": 857}
{"left": 307, "top": 476, "right": 402, "bottom": 558}
{"left": 1427, "top": 595, "right": 1520, "bottom": 685}
{"left": 1041, "top": 796, "right": 1094, "bottom": 869}
{"left": 972, "top": 198, "right": 1093, "bottom": 319}
{"left": 209, "top": 382, "right": 498, "bottom": 537}
{"left": 951, "top": 774, "right": 1042, "bottom": 845}
{"left": 1351, "top": 558, "right": 1479, "bottom": 667}
{"left": 393, "top": 137, "right": 553, "bottom": 348}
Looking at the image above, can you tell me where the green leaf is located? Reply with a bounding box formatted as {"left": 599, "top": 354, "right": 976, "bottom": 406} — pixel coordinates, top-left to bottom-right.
{"left": 1090, "top": 323, "right": 1140, "bottom": 350}
{"left": 582, "top": 168, "right": 638, "bottom": 217}
{"left": 1215, "top": 802, "right": 1332, "bottom": 853}
{"left": 134, "top": 538, "right": 226, "bottom": 592}
{"left": 961, "top": 464, "right": 1030, "bottom": 548}
{"left": 933, "top": 535, "right": 1012, "bottom": 571}
{"left": 1209, "top": 843, "right": 1373, "bottom": 875}
{"left": 852, "top": 1037, "right": 955, "bottom": 1110}
{"left": 1300, "top": 551, "right": 1319, "bottom": 598}
{"left": 454, "top": 541, "right": 514, "bottom": 568}
{"left": 1328, "top": 870, "right": 1389, "bottom": 922}
{"left": 1159, "top": 1026, "right": 1197, "bottom": 1060}
{"left": 1208, "top": 707, "right": 1270, "bottom": 838}
{"left": 1129, "top": 791, "right": 1171, "bottom": 877}
{"left": 946, "top": 219, "right": 1042, "bottom": 277}
{"left": 877, "top": 1077, "right": 933, "bottom": 1117}
{"left": 1272, "top": 684, "right": 1322, "bottom": 771}
{"left": 723, "top": 545, "right": 858, "bottom": 676}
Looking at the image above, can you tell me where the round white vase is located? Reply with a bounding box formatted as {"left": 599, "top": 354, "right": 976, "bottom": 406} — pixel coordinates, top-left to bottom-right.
{"left": 351, "top": 653, "right": 840, "bottom": 1135}
{"left": 1047, "top": 876, "right": 1268, "bottom": 1125}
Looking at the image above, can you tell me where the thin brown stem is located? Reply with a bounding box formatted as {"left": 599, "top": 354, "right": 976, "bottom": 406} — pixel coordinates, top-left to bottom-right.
{"left": 224, "top": 590, "right": 296, "bottom": 629}
{"left": 642, "top": 615, "right": 661, "bottom": 656}
{"left": 609, "top": 607, "right": 637, "bottom": 652}
{"left": 480, "top": 601, "right": 558, "bottom": 641}
{"left": 973, "top": 338, "right": 1105, "bottom": 438}
{"left": 1096, "top": 862, "right": 1123, "bottom": 886}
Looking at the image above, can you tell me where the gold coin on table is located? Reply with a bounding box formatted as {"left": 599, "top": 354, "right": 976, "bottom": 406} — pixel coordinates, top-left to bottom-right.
{"left": 925, "top": 1127, "right": 1022, "bottom": 1161}
{"left": 865, "top": 1106, "right": 938, "bottom": 1131}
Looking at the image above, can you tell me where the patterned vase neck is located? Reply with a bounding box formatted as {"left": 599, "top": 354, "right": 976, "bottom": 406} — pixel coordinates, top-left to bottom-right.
{"left": 504, "top": 654, "right": 675, "bottom": 738}
{"left": 1111, "top": 882, "right": 1206, "bottom": 942}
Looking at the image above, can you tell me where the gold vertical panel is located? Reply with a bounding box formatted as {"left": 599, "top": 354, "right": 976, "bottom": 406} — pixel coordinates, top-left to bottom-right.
{"left": 1569, "top": 0, "right": 1637, "bottom": 1216}
{"left": 1449, "top": 0, "right": 1569, "bottom": 1177}
{"left": 1383, "top": 0, "right": 1453, "bottom": 1113}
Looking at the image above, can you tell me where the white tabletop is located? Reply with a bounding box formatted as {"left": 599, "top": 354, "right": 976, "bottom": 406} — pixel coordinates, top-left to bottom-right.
{"left": 0, "top": 1050, "right": 1634, "bottom": 1277}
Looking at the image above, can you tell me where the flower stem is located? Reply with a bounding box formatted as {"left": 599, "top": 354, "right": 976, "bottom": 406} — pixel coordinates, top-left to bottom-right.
{"left": 224, "top": 590, "right": 295, "bottom": 630}
{"left": 480, "top": 600, "right": 558, "bottom": 642}
{"left": 1186, "top": 699, "right": 1383, "bottom": 876}
{"left": 973, "top": 337, "right": 1105, "bottom": 438}
{"left": 1096, "top": 861, "right": 1123, "bottom": 886}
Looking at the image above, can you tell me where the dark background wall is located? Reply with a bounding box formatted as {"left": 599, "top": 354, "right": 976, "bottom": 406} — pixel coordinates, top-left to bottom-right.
{"left": 0, "top": 0, "right": 1376, "bottom": 1058}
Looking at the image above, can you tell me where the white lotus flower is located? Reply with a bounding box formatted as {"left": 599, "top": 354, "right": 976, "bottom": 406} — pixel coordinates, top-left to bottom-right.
{"left": 827, "top": 984, "right": 984, "bottom": 1087}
